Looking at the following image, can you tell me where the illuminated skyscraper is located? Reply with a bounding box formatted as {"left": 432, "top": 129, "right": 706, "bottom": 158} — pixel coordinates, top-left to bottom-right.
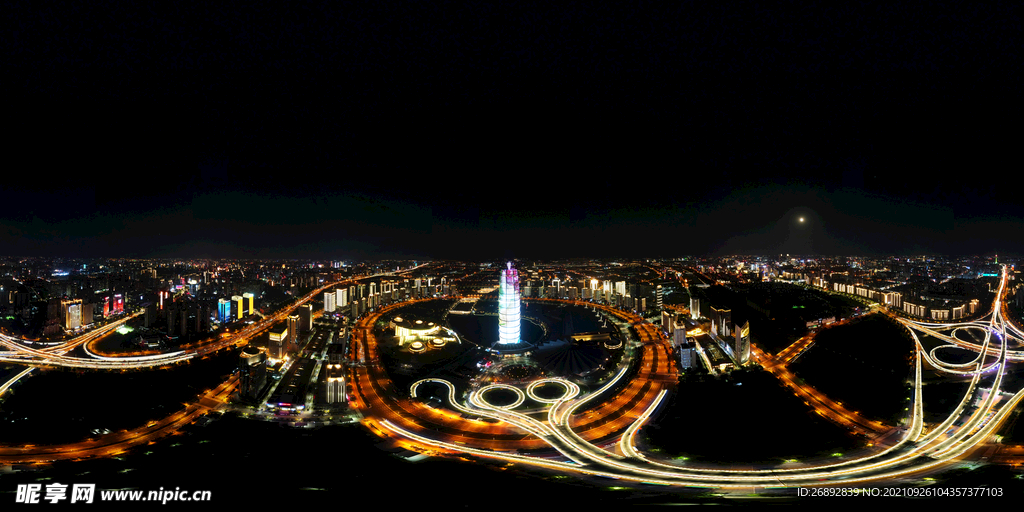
{"left": 733, "top": 321, "right": 750, "bottom": 365}
{"left": 243, "top": 292, "right": 255, "bottom": 315}
{"left": 218, "top": 298, "right": 232, "bottom": 323}
{"left": 288, "top": 314, "right": 299, "bottom": 345}
{"left": 497, "top": 262, "right": 521, "bottom": 345}
{"left": 269, "top": 323, "right": 288, "bottom": 360}
{"left": 232, "top": 295, "right": 244, "bottom": 320}
{"left": 62, "top": 299, "right": 83, "bottom": 330}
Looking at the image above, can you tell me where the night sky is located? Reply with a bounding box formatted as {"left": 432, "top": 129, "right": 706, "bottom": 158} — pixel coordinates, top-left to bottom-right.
{"left": 5, "top": 3, "right": 1021, "bottom": 260}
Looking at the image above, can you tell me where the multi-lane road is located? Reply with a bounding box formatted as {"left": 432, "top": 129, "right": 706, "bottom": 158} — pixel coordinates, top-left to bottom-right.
{"left": 0, "top": 264, "right": 432, "bottom": 463}
{"left": 2, "top": 263, "right": 1021, "bottom": 490}
{"left": 356, "top": 266, "right": 1024, "bottom": 489}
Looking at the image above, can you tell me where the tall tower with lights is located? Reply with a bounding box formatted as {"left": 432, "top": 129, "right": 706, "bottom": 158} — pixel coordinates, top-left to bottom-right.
{"left": 498, "top": 262, "right": 521, "bottom": 345}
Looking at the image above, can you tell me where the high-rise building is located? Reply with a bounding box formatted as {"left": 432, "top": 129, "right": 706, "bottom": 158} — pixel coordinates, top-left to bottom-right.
{"left": 179, "top": 307, "right": 189, "bottom": 337}
{"left": 218, "top": 298, "right": 232, "bottom": 323}
{"left": 81, "top": 303, "right": 94, "bottom": 327}
{"left": 680, "top": 344, "right": 697, "bottom": 369}
{"left": 288, "top": 314, "right": 299, "bottom": 346}
{"left": 656, "top": 285, "right": 663, "bottom": 310}
{"left": 62, "top": 299, "right": 83, "bottom": 330}
{"left": 336, "top": 288, "right": 348, "bottom": 308}
{"left": 883, "top": 291, "right": 902, "bottom": 309}
{"left": 733, "top": 321, "right": 750, "bottom": 365}
{"left": 239, "top": 346, "right": 268, "bottom": 400}
{"left": 497, "top": 262, "right": 521, "bottom": 345}
{"left": 113, "top": 294, "right": 124, "bottom": 314}
{"left": 299, "top": 304, "right": 312, "bottom": 333}
{"left": 324, "top": 292, "right": 336, "bottom": 312}
{"left": 710, "top": 306, "right": 731, "bottom": 337}
{"left": 673, "top": 318, "right": 688, "bottom": 348}
{"left": 232, "top": 295, "right": 244, "bottom": 320}
{"left": 167, "top": 304, "right": 177, "bottom": 335}
{"left": 269, "top": 323, "right": 289, "bottom": 359}
{"left": 243, "top": 292, "right": 255, "bottom": 315}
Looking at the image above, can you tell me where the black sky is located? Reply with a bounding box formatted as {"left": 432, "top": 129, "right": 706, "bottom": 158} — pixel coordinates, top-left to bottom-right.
{"left": 5, "top": 2, "right": 1021, "bottom": 260}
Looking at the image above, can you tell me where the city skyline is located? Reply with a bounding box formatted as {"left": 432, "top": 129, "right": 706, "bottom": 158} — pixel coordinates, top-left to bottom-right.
{"left": 2, "top": 255, "right": 1021, "bottom": 505}
{"left": 4, "top": 2, "right": 1022, "bottom": 504}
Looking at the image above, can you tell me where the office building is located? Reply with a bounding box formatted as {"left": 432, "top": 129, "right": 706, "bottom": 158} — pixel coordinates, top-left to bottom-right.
{"left": 288, "top": 314, "right": 299, "bottom": 346}
{"left": 218, "top": 298, "right": 232, "bottom": 323}
{"left": 269, "top": 323, "right": 289, "bottom": 360}
{"left": 243, "top": 292, "right": 255, "bottom": 315}
{"left": 733, "top": 321, "right": 750, "bottom": 365}
{"left": 299, "top": 304, "right": 312, "bottom": 333}
{"left": 62, "top": 299, "right": 83, "bottom": 330}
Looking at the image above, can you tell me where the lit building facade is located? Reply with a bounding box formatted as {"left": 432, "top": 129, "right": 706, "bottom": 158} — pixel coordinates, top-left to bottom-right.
{"left": 218, "top": 298, "right": 231, "bottom": 323}
{"left": 733, "top": 321, "right": 750, "bottom": 365}
{"left": 497, "top": 262, "right": 521, "bottom": 345}
{"left": 243, "top": 292, "right": 255, "bottom": 315}
{"left": 269, "top": 323, "right": 288, "bottom": 359}
{"left": 288, "top": 314, "right": 299, "bottom": 345}
{"left": 63, "top": 299, "right": 83, "bottom": 330}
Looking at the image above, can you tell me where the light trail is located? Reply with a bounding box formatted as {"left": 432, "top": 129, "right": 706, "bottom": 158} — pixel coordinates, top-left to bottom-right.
{"left": 360, "top": 265, "right": 1024, "bottom": 488}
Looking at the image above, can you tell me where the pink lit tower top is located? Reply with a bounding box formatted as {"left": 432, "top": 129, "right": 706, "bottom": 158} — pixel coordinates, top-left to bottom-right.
{"left": 497, "top": 261, "right": 521, "bottom": 345}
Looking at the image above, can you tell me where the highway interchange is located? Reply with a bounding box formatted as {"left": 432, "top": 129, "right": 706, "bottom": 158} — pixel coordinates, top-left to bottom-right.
{"left": 1, "top": 263, "right": 1022, "bottom": 491}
